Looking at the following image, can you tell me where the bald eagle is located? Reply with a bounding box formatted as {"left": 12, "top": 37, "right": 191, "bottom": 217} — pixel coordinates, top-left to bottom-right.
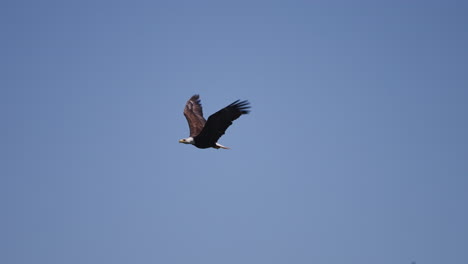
{"left": 179, "top": 94, "right": 250, "bottom": 149}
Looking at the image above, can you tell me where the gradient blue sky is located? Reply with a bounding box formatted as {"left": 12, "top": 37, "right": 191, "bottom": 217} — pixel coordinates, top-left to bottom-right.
{"left": 2, "top": 1, "right": 468, "bottom": 263}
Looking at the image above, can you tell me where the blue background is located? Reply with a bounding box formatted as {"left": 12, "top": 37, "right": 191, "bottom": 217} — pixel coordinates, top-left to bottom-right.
{"left": 2, "top": 1, "right": 467, "bottom": 263}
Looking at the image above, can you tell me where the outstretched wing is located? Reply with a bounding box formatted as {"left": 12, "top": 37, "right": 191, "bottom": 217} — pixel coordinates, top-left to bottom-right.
{"left": 195, "top": 99, "right": 250, "bottom": 144}
{"left": 183, "top": 94, "right": 206, "bottom": 137}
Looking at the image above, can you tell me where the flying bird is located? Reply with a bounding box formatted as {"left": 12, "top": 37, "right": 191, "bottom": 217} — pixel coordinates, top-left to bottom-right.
{"left": 179, "top": 94, "right": 250, "bottom": 149}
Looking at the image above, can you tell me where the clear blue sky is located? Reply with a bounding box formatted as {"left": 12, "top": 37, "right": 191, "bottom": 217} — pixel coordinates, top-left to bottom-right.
{"left": 2, "top": 1, "right": 468, "bottom": 263}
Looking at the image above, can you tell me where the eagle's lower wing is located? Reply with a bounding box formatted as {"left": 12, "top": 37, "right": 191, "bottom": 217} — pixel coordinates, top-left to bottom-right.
{"left": 183, "top": 94, "right": 206, "bottom": 137}
{"left": 196, "top": 100, "right": 250, "bottom": 144}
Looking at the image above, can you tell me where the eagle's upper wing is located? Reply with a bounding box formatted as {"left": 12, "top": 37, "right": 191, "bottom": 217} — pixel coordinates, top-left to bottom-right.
{"left": 183, "top": 94, "right": 206, "bottom": 137}
{"left": 195, "top": 99, "right": 250, "bottom": 144}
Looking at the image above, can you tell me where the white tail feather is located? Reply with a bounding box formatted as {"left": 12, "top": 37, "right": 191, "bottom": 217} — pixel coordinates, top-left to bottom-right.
{"left": 215, "top": 143, "right": 230, "bottom": 149}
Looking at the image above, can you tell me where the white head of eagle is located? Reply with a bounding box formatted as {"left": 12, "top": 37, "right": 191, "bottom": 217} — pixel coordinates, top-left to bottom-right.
{"left": 179, "top": 94, "right": 250, "bottom": 149}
